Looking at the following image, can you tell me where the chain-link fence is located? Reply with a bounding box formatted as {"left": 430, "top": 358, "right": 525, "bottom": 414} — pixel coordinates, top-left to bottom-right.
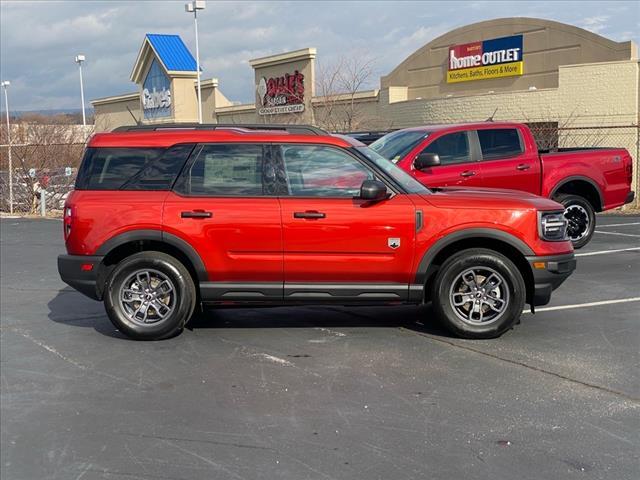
{"left": 1, "top": 120, "right": 638, "bottom": 215}
{"left": 0, "top": 123, "right": 90, "bottom": 216}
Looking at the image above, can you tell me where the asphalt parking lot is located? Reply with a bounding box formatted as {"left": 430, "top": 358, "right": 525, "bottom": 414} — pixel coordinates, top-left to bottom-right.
{"left": 1, "top": 215, "right": 638, "bottom": 480}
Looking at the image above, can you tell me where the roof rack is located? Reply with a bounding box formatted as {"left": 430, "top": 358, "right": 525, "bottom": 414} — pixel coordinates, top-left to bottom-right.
{"left": 112, "top": 123, "right": 328, "bottom": 136}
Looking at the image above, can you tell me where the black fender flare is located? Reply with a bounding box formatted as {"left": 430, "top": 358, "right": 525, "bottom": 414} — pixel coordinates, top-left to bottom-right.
{"left": 95, "top": 229, "right": 208, "bottom": 282}
{"left": 549, "top": 175, "right": 603, "bottom": 211}
{"left": 414, "top": 228, "right": 534, "bottom": 285}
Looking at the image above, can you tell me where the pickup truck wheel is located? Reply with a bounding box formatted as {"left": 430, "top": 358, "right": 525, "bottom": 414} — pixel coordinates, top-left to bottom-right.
{"left": 431, "top": 248, "right": 526, "bottom": 339}
{"left": 556, "top": 194, "right": 595, "bottom": 249}
{"left": 104, "top": 251, "right": 196, "bottom": 340}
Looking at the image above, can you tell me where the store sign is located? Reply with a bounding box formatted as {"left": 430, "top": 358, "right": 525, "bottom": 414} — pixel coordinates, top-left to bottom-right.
{"left": 142, "top": 59, "right": 171, "bottom": 119}
{"left": 447, "top": 35, "right": 523, "bottom": 83}
{"left": 257, "top": 70, "right": 305, "bottom": 115}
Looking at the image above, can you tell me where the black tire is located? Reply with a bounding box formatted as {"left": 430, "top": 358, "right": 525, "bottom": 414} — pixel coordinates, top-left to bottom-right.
{"left": 104, "top": 251, "right": 196, "bottom": 340}
{"left": 555, "top": 194, "right": 595, "bottom": 249}
{"left": 431, "top": 248, "right": 526, "bottom": 339}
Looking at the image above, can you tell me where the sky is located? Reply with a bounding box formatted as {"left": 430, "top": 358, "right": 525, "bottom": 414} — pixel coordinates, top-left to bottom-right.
{"left": 1, "top": 0, "right": 638, "bottom": 112}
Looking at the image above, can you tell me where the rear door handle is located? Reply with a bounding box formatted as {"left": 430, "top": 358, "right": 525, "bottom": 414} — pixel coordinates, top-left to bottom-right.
{"left": 460, "top": 170, "right": 476, "bottom": 177}
{"left": 181, "top": 210, "right": 212, "bottom": 219}
{"left": 516, "top": 164, "right": 531, "bottom": 171}
{"left": 293, "top": 211, "right": 326, "bottom": 219}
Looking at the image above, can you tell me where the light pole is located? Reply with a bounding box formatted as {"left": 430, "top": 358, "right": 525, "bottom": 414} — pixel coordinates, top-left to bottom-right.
{"left": 185, "top": 0, "right": 205, "bottom": 124}
{"left": 1, "top": 80, "right": 12, "bottom": 214}
{"left": 75, "top": 55, "right": 86, "bottom": 127}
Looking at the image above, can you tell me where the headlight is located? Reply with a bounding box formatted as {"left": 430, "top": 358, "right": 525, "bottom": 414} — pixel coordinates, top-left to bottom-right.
{"left": 538, "top": 211, "right": 568, "bottom": 241}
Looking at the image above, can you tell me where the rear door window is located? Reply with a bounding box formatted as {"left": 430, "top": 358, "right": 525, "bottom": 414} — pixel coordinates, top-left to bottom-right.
{"left": 177, "top": 144, "right": 270, "bottom": 196}
{"left": 76, "top": 148, "right": 164, "bottom": 190}
{"left": 477, "top": 128, "right": 524, "bottom": 160}
{"left": 421, "top": 132, "right": 471, "bottom": 165}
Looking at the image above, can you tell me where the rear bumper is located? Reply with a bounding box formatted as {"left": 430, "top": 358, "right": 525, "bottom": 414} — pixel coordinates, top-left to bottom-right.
{"left": 57, "top": 254, "right": 104, "bottom": 301}
{"left": 624, "top": 191, "right": 635, "bottom": 205}
{"left": 526, "top": 253, "right": 576, "bottom": 307}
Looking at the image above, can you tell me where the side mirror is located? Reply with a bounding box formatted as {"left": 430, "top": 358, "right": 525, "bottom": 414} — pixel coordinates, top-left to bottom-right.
{"left": 414, "top": 152, "right": 441, "bottom": 170}
{"left": 360, "top": 179, "right": 388, "bottom": 201}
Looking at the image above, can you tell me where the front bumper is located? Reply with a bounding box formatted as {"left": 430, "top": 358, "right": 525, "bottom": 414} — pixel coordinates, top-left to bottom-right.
{"left": 526, "top": 253, "right": 576, "bottom": 307}
{"left": 57, "top": 254, "right": 104, "bottom": 301}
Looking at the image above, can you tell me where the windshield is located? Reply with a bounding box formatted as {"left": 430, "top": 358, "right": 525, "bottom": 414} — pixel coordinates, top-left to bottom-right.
{"left": 357, "top": 147, "right": 429, "bottom": 194}
{"left": 370, "top": 130, "right": 429, "bottom": 163}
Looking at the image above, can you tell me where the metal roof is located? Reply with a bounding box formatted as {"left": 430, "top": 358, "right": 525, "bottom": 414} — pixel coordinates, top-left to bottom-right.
{"left": 146, "top": 34, "right": 197, "bottom": 72}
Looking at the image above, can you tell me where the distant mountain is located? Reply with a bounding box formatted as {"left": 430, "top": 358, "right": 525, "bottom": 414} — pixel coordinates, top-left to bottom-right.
{"left": 0, "top": 108, "right": 95, "bottom": 117}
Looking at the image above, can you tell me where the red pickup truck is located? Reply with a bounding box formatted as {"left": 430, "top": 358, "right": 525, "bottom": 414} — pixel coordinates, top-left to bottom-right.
{"left": 370, "top": 122, "right": 635, "bottom": 248}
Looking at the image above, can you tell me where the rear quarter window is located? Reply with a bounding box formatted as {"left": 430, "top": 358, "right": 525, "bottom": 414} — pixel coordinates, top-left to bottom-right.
{"left": 75, "top": 145, "right": 193, "bottom": 190}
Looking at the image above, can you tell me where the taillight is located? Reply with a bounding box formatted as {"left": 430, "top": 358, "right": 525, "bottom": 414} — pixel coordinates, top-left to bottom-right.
{"left": 625, "top": 155, "right": 633, "bottom": 184}
{"left": 63, "top": 206, "right": 72, "bottom": 240}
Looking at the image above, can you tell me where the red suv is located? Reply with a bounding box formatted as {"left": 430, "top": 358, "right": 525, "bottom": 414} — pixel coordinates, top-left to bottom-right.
{"left": 58, "top": 124, "right": 576, "bottom": 340}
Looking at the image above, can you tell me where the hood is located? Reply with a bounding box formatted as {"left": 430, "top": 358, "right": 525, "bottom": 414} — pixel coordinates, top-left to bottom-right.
{"left": 423, "top": 186, "right": 563, "bottom": 211}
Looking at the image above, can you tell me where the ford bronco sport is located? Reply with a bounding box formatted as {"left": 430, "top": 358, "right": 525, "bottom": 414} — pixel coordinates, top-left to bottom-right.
{"left": 58, "top": 124, "right": 576, "bottom": 340}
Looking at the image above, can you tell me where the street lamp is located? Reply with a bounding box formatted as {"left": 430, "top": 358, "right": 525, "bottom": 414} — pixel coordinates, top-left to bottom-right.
{"left": 1, "top": 80, "right": 13, "bottom": 214}
{"left": 75, "top": 54, "right": 86, "bottom": 127}
{"left": 185, "top": 0, "right": 205, "bottom": 124}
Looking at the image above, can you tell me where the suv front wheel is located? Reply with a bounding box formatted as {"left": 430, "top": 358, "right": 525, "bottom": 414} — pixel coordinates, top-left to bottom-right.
{"left": 431, "top": 248, "right": 526, "bottom": 339}
{"left": 104, "top": 251, "right": 196, "bottom": 340}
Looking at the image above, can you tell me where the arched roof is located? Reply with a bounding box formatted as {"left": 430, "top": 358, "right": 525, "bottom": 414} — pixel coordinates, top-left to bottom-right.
{"left": 381, "top": 17, "right": 636, "bottom": 99}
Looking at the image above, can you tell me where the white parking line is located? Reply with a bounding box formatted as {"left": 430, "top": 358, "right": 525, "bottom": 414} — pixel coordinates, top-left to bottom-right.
{"left": 597, "top": 222, "right": 640, "bottom": 228}
{"left": 576, "top": 247, "right": 640, "bottom": 257}
{"left": 523, "top": 297, "right": 640, "bottom": 314}
{"left": 594, "top": 230, "right": 640, "bottom": 238}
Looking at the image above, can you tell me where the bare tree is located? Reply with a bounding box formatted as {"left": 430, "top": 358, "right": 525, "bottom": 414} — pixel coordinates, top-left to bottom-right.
{"left": 313, "top": 55, "right": 383, "bottom": 132}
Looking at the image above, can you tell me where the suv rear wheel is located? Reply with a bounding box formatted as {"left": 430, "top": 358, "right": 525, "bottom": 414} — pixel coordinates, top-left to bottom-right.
{"left": 431, "top": 248, "right": 526, "bottom": 339}
{"left": 104, "top": 251, "right": 196, "bottom": 340}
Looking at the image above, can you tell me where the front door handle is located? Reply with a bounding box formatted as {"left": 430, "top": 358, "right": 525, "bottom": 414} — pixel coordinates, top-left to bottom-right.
{"left": 293, "top": 211, "right": 326, "bottom": 219}
{"left": 181, "top": 210, "right": 212, "bottom": 219}
{"left": 460, "top": 170, "right": 476, "bottom": 177}
{"left": 516, "top": 163, "right": 531, "bottom": 171}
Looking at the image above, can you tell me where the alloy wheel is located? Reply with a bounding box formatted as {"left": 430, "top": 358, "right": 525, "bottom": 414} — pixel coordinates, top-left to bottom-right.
{"left": 564, "top": 204, "right": 590, "bottom": 241}
{"left": 448, "top": 267, "right": 509, "bottom": 325}
{"left": 119, "top": 269, "right": 176, "bottom": 326}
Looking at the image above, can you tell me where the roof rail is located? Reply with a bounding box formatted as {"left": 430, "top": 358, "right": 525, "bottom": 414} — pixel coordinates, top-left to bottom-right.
{"left": 112, "top": 123, "right": 328, "bottom": 135}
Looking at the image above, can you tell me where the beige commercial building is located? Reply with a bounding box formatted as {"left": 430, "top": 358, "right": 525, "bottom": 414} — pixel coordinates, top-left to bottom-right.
{"left": 92, "top": 17, "right": 639, "bottom": 206}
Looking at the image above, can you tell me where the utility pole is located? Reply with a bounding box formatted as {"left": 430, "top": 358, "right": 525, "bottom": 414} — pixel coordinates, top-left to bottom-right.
{"left": 185, "top": 1, "right": 205, "bottom": 123}
{"left": 1, "top": 81, "right": 13, "bottom": 214}
{"left": 75, "top": 55, "right": 87, "bottom": 127}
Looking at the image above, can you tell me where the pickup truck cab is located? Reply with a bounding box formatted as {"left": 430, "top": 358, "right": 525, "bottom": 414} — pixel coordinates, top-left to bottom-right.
{"left": 370, "top": 122, "right": 635, "bottom": 248}
{"left": 58, "top": 124, "right": 575, "bottom": 341}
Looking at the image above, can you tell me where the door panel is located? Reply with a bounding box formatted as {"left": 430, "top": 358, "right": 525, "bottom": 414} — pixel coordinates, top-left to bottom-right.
{"left": 276, "top": 144, "right": 416, "bottom": 300}
{"left": 402, "top": 131, "right": 484, "bottom": 188}
{"left": 475, "top": 128, "right": 541, "bottom": 194}
{"left": 280, "top": 195, "right": 416, "bottom": 284}
{"left": 163, "top": 194, "right": 282, "bottom": 283}
{"left": 163, "top": 144, "right": 283, "bottom": 300}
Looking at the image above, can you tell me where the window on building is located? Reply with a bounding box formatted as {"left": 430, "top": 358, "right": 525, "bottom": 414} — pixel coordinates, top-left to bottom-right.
{"left": 279, "top": 145, "right": 373, "bottom": 197}
{"left": 421, "top": 132, "right": 471, "bottom": 165}
{"left": 477, "top": 128, "right": 524, "bottom": 159}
